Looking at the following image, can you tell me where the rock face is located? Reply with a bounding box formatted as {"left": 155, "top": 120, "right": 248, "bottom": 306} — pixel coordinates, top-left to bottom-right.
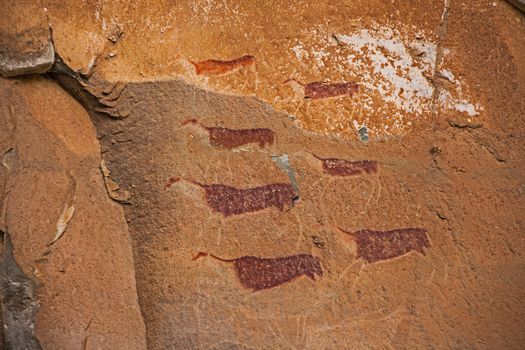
{"left": 1, "top": 0, "right": 525, "bottom": 349}
{"left": 0, "top": 231, "right": 42, "bottom": 350}
{"left": 0, "top": 1, "right": 54, "bottom": 77}
{"left": 84, "top": 76, "right": 524, "bottom": 348}
{"left": 506, "top": 0, "right": 525, "bottom": 12}
{"left": 0, "top": 29, "right": 54, "bottom": 77}
{"left": 0, "top": 77, "right": 146, "bottom": 349}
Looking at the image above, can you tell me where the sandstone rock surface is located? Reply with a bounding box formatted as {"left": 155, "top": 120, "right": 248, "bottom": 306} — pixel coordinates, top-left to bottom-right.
{"left": 0, "top": 0, "right": 524, "bottom": 349}
{"left": 0, "top": 1, "right": 54, "bottom": 77}
{"left": 0, "top": 77, "right": 146, "bottom": 349}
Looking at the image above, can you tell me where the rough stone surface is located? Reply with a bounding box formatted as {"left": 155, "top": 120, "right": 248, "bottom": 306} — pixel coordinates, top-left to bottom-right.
{"left": 39, "top": 0, "right": 498, "bottom": 139}
{"left": 0, "top": 1, "right": 54, "bottom": 77}
{"left": 506, "top": 0, "right": 525, "bottom": 12}
{"left": 0, "top": 77, "right": 146, "bottom": 349}
{"left": 1, "top": 0, "right": 524, "bottom": 349}
{"left": 89, "top": 74, "right": 524, "bottom": 348}
{"left": 0, "top": 231, "right": 42, "bottom": 349}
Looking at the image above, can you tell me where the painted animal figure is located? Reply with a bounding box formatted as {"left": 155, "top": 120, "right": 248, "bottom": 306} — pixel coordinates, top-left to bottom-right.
{"left": 191, "top": 55, "right": 256, "bottom": 76}
{"left": 313, "top": 154, "right": 378, "bottom": 176}
{"left": 165, "top": 177, "right": 297, "bottom": 216}
{"left": 182, "top": 119, "right": 275, "bottom": 149}
{"left": 340, "top": 227, "right": 430, "bottom": 263}
{"left": 193, "top": 252, "right": 323, "bottom": 291}
{"left": 285, "top": 79, "right": 359, "bottom": 100}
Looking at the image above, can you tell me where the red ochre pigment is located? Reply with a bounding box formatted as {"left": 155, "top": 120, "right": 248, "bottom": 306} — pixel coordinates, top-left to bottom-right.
{"left": 165, "top": 178, "right": 297, "bottom": 216}
{"left": 340, "top": 227, "right": 430, "bottom": 263}
{"left": 314, "top": 155, "right": 378, "bottom": 176}
{"left": 191, "top": 55, "right": 255, "bottom": 76}
{"left": 182, "top": 119, "right": 275, "bottom": 149}
{"left": 193, "top": 252, "right": 322, "bottom": 291}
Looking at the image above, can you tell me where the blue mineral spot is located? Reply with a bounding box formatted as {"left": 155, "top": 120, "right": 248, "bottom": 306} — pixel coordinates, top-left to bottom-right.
{"left": 358, "top": 126, "right": 369, "bottom": 142}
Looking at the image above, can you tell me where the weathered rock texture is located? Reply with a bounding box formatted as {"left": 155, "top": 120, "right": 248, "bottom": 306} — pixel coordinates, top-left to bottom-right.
{"left": 0, "top": 77, "right": 146, "bottom": 349}
{"left": 0, "top": 0, "right": 524, "bottom": 349}
{"left": 0, "top": 1, "right": 54, "bottom": 77}
{"left": 506, "top": 0, "right": 525, "bottom": 12}
{"left": 0, "top": 231, "right": 42, "bottom": 349}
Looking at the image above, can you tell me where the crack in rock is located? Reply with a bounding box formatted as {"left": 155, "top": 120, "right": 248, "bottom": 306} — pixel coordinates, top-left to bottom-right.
{"left": 48, "top": 54, "right": 129, "bottom": 119}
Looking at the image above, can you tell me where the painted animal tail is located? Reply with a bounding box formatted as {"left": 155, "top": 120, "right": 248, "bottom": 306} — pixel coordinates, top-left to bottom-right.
{"left": 192, "top": 252, "right": 236, "bottom": 263}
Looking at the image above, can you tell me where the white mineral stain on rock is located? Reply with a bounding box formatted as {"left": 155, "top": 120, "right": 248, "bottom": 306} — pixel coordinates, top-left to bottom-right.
{"left": 439, "top": 90, "right": 480, "bottom": 117}
{"left": 437, "top": 69, "right": 482, "bottom": 116}
{"left": 454, "top": 102, "right": 479, "bottom": 116}
{"left": 440, "top": 69, "right": 455, "bottom": 82}
{"left": 286, "top": 24, "right": 482, "bottom": 137}
{"left": 292, "top": 43, "right": 308, "bottom": 61}
{"left": 335, "top": 28, "right": 436, "bottom": 115}
{"left": 311, "top": 48, "right": 328, "bottom": 67}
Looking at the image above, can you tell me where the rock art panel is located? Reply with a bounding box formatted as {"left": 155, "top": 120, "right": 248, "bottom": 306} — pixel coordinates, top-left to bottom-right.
{"left": 193, "top": 252, "right": 322, "bottom": 291}
{"left": 281, "top": 25, "right": 483, "bottom": 138}
{"left": 1, "top": 0, "right": 523, "bottom": 347}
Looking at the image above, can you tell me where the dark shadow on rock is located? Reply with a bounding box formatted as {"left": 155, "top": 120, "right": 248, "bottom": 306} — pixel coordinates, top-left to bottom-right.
{"left": 0, "top": 230, "right": 42, "bottom": 350}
